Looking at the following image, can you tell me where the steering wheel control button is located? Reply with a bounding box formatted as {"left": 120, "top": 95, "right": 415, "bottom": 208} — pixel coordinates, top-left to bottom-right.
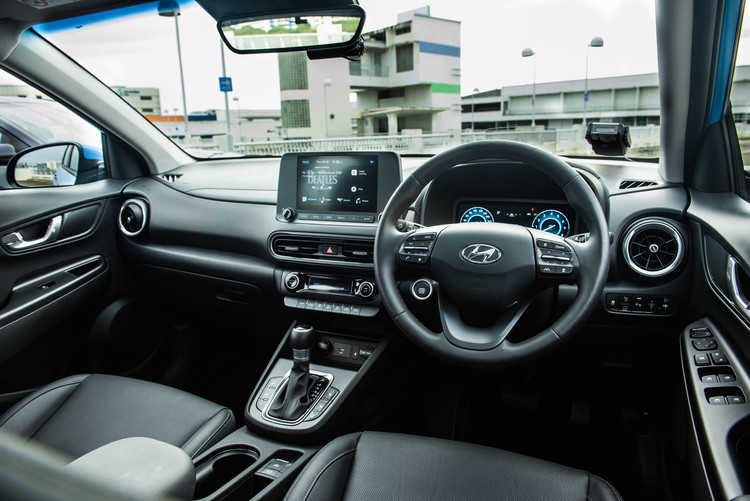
{"left": 539, "top": 265, "right": 557, "bottom": 275}
{"left": 399, "top": 233, "right": 436, "bottom": 265}
{"left": 557, "top": 266, "right": 573, "bottom": 275}
{"left": 710, "top": 352, "right": 729, "bottom": 364}
{"left": 411, "top": 279, "right": 433, "bottom": 300}
{"left": 693, "top": 338, "right": 718, "bottom": 351}
{"left": 694, "top": 354, "right": 711, "bottom": 366}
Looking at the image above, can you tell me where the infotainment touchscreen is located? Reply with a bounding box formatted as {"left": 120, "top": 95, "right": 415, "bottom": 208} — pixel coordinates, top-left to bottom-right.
{"left": 296, "top": 155, "right": 378, "bottom": 213}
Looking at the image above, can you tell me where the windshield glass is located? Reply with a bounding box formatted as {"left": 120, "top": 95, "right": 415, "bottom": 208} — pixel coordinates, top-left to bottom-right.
{"left": 29, "top": 0, "right": 664, "bottom": 159}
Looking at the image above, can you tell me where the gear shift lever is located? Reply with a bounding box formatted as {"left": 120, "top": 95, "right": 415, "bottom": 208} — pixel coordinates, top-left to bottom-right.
{"left": 268, "top": 324, "right": 316, "bottom": 421}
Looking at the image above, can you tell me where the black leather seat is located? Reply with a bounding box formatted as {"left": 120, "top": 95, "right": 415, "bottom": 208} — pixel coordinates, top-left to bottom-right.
{"left": 0, "top": 374, "right": 235, "bottom": 461}
{"left": 284, "top": 431, "right": 623, "bottom": 501}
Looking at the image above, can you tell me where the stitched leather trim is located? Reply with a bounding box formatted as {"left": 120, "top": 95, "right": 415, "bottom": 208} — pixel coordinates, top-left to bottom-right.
{"left": 587, "top": 474, "right": 624, "bottom": 501}
{"left": 0, "top": 375, "right": 89, "bottom": 439}
{"left": 181, "top": 407, "right": 234, "bottom": 458}
{"left": 300, "top": 447, "right": 356, "bottom": 501}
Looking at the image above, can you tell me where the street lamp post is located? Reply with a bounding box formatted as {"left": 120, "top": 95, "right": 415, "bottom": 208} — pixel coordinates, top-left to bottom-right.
{"left": 219, "top": 39, "right": 233, "bottom": 152}
{"left": 521, "top": 48, "right": 536, "bottom": 130}
{"left": 323, "top": 79, "right": 332, "bottom": 138}
{"left": 583, "top": 36, "right": 604, "bottom": 131}
{"left": 158, "top": 0, "right": 190, "bottom": 142}
{"left": 233, "top": 96, "right": 241, "bottom": 140}
{"left": 471, "top": 87, "right": 479, "bottom": 132}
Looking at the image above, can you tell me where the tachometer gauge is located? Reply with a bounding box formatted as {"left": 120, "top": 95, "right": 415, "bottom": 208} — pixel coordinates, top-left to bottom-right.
{"left": 532, "top": 209, "right": 570, "bottom": 236}
{"left": 460, "top": 206, "right": 495, "bottom": 223}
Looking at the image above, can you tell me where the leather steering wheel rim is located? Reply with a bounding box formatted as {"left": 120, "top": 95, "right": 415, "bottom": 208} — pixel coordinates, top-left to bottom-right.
{"left": 374, "top": 141, "right": 610, "bottom": 368}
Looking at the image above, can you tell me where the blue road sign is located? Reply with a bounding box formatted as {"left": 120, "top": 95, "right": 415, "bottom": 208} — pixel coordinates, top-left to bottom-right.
{"left": 219, "top": 77, "right": 233, "bottom": 92}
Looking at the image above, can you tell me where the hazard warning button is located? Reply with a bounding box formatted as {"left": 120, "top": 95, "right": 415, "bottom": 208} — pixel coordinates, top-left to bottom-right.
{"left": 320, "top": 245, "right": 339, "bottom": 255}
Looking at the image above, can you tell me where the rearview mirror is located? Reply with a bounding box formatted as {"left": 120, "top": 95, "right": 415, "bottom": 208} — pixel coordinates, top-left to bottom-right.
{"left": 7, "top": 142, "right": 104, "bottom": 188}
{"left": 218, "top": 6, "right": 365, "bottom": 54}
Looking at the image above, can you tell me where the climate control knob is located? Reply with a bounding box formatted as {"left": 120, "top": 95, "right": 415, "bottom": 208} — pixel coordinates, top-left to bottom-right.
{"left": 356, "top": 281, "right": 375, "bottom": 299}
{"left": 285, "top": 272, "right": 302, "bottom": 291}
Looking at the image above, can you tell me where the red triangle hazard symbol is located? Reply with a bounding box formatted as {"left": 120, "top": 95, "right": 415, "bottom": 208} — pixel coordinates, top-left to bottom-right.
{"left": 326, "top": 246, "right": 334, "bottom": 254}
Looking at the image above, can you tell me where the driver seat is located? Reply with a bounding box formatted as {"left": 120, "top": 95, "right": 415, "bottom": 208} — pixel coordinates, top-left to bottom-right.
{"left": 284, "top": 432, "right": 622, "bottom": 501}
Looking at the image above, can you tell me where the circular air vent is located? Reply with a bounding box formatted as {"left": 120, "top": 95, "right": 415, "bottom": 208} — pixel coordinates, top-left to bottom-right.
{"left": 622, "top": 218, "right": 684, "bottom": 277}
{"left": 118, "top": 199, "right": 148, "bottom": 237}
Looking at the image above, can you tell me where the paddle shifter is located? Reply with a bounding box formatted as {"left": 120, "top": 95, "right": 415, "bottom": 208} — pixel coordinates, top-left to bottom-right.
{"left": 268, "top": 324, "right": 316, "bottom": 421}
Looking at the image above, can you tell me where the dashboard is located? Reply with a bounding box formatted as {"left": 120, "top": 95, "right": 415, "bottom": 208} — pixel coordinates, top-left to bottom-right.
{"left": 117, "top": 151, "right": 691, "bottom": 326}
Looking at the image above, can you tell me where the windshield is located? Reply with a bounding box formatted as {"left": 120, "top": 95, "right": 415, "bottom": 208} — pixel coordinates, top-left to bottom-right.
{"left": 25, "top": 0, "right": 667, "bottom": 159}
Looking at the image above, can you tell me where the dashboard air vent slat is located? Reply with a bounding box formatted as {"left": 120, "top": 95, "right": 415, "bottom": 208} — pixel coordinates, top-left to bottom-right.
{"left": 619, "top": 180, "right": 657, "bottom": 190}
{"left": 623, "top": 218, "right": 684, "bottom": 277}
{"left": 270, "top": 233, "right": 374, "bottom": 265}
{"left": 160, "top": 174, "right": 183, "bottom": 183}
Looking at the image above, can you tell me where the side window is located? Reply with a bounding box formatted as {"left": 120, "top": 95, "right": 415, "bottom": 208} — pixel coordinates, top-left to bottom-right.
{"left": 0, "top": 69, "right": 106, "bottom": 188}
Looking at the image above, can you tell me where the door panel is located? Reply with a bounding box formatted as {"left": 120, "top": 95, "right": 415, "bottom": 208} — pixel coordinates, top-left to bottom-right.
{"left": 683, "top": 189, "right": 750, "bottom": 501}
{"left": 0, "top": 182, "right": 127, "bottom": 380}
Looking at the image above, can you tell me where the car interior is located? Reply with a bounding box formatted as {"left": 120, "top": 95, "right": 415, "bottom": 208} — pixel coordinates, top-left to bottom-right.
{"left": 0, "top": 0, "right": 750, "bottom": 500}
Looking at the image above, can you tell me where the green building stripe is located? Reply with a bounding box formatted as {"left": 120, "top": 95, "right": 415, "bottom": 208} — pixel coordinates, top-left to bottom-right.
{"left": 422, "top": 82, "right": 461, "bottom": 94}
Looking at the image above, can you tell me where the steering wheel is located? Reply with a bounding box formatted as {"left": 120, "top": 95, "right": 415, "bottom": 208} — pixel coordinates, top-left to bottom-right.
{"left": 374, "top": 141, "right": 609, "bottom": 368}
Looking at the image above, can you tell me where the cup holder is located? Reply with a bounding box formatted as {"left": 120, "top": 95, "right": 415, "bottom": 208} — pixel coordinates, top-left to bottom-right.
{"left": 194, "top": 447, "right": 259, "bottom": 499}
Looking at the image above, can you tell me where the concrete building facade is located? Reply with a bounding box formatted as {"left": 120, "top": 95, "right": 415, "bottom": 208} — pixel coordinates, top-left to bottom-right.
{"left": 349, "top": 6, "right": 461, "bottom": 136}
{"left": 272, "top": 6, "right": 462, "bottom": 139}
{"left": 460, "top": 66, "right": 750, "bottom": 131}
{"left": 111, "top": 87, "right": 162, "bottom": 116}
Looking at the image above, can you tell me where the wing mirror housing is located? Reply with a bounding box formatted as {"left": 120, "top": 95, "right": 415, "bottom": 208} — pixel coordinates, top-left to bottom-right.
{"left": 7, "top": 142, "right": 104, "bottom": 188}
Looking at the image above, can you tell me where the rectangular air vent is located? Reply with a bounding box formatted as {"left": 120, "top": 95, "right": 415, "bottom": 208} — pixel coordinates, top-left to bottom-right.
{"left": 270, "top": 233, "right": 374, "bottom": 265}
{"left": 619, "top": 180, "right": 657, "bottom": 190}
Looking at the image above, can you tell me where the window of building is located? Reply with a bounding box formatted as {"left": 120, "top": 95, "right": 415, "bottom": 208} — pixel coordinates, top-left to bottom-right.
{"left": 378, "top": 88, "right": 405, "bottom": 99}
{"left": 461, "top": 102, "right": 502, "bottom": 113}
{"left": 395, "top": 24, "right": 411, "bottom": 35}
{"left": 142, "top": 108, "right": 154, "bottom": 113}
{"left": 279, "top": 52, "right": 308, "bottom": 91}
{"left": 281, "top": 99, "right": 311, "bottom": 128}
{"left": 140, "top": 96, "right": 152, "bottom": 101}
{"left": 396, "top": 44, "right": 414, "bottom": 73}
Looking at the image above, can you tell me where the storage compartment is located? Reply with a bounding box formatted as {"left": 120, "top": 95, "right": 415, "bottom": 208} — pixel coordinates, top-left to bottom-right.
{"left": 194, "top": 447, "right": 258, "bottom": 500}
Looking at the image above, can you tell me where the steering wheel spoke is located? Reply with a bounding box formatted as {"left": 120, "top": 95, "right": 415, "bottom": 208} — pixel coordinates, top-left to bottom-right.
{"left": 439, "top": 292, "right": 533, "bottom": 350}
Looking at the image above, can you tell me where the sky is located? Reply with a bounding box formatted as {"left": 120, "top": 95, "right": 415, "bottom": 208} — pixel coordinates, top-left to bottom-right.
{"left": 2, "top": 0, "right": 749, "bottom": 115}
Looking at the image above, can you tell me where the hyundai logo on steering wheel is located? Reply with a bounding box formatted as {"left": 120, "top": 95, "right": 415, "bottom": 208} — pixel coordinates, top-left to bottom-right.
{"left": 460, "top": 244, "right": 502, "bottom": 264}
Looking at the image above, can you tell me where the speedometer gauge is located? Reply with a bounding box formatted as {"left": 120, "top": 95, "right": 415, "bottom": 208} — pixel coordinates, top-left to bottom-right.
{"left": 460, "top": 206, "right": 495, "bottom": 223}
{"left": 532, "top": 209, "right": 570, "bottom": 236}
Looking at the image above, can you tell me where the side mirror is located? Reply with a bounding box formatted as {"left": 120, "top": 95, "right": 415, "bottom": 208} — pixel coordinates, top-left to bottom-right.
{"left": 7, "top": 142, "right": 104, "bottom": 188}
{"left": 217, "top": 5, "right": 366, "bottom": 55}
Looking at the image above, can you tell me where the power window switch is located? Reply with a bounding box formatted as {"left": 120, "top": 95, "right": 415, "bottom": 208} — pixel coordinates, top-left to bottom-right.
{"left": 701, "top": 375, "right": 719, "bottom": 384}
{"left": 690, "top": 327, "right": 712, "bottom": 338}
{"left": 708, "top": 396, "right": 726, "bottom": 405}
{"left": 719, "top": 374, "right": 736, "bottom": 383}
{"left": 710, "top": 352, "right": 729, "bottom": 365}
{"left": 728, "top": 395, "right": 746, "bottom": 405}
{"left": 694, "top": 354, "right": 711, "bottom": 366}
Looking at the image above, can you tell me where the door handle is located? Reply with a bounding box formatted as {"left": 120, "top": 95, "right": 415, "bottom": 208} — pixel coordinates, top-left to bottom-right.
{"left": 726, "top": 256, "right": 750, "bottom": 320}
{"left": 2, "top": 216, "right": 62, "bottom": 251}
